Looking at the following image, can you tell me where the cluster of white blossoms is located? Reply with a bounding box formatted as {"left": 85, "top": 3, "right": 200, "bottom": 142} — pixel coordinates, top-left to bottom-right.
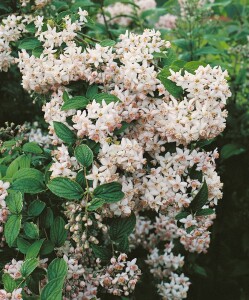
{"left": 146, "top": 244, "right": 185, "bottom": 279}
{"left": 98, "top": 255, "right": 141, "bottom": 297}
{"left": 0, "top": 14, "right": 30, "bottom": 71}
{"left": 72, "top": 100, "right": 122, "bottom": 143}
{"left": 20, "top": 0, "right": 51, "bottom": 8}
{"left": 28, "top": 125, "right": 51, "bottom": 147}
{"left": 0, "top": 180, "right": 10, "bottom": 246}
{"left": 178, "top": 0, "right": 214, "bottom": 17}
{"left": 97, "top": 0, "right": 156, "bottom": 26}
{"left": 50, "top": 144, "right": 79, "bottom": 179}
{"left": 152, "top": 65, "right": 231, "bottom": 145}
{"left": 156, "top": 14, "right": 178, "bottom": 29}
{"left": 0, "top": 288, "right": 23, "bottom": 300}
{"left": 42, "top": 89, "right": 76, "bottom": 144}
{"left": 158, "top": 273, "right": 191, "bottom": 300}
{"left": 57, "top": 243, "right": 141, "bottom": 300}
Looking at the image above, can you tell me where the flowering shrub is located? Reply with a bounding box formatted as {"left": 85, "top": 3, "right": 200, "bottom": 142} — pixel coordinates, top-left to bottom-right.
{"left": 0, "top": 0, "right": 233, "bottom": 299}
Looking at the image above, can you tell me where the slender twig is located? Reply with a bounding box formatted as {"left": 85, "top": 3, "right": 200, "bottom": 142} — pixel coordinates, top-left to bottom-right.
{"left": 77, "top": 32, "right": 100, "bottom": 43}
{"left": 100, "top": 5, "right": 113, "bottom": 39}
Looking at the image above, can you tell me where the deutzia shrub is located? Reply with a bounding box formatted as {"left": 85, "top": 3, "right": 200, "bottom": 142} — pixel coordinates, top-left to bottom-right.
{"left": 0, "top": 0, "right": 231, "bottom": 299}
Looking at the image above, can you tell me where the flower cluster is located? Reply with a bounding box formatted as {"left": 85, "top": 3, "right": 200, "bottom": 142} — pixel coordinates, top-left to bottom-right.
{"left": 98, "top": 254, "right": 141, "bottom": 297}
{"left": 156, "top": 14, "right": 178, "bottom": 29}
{"left": 154, "top": 65, "right": 231, "bottom": 145}
{"left": 0, "top": 288, "right": 23, "bottom": 300}
{"left": 178, "top": 0, "right": 214, "bottom": 17}
{"left": 157, "top": 273, "right": 191, "bottom": 300}
{"left": 20, "top": 0, "right": 51, "bottom": 8}
{"left": 0, "top": 15, "right": 29, "bottom": 71}
{"left": 97, "top": 0, "right": 156, "bottom": 26}
{"left": 0, "top": 180, "right": 10, "bottom": 246}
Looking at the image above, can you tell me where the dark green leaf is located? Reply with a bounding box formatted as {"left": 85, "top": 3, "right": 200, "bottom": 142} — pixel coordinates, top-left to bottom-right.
{"left": 2, "top": 273, "right": 17, "bottom": 293}
{"left": 50, "top": 217, "right": 67, "bottom": 247}
{"left": 5, "top": 191, "right": 23, "bottom": 214}
{"left": 17, "top": 238, "right": 31, "bottom": 254}
{"left": 47, "top": 177, "right": 83, "bottom": 200}
{"left": 93, "top": 93, "right": 120, "bottom": 104}
{"left": 75, "top": 144, "right": 93, "bottom": 167}
{"left": 190, "top": 180, "right": 209, "bottom": 212}
{"left": 93, "top": 182, "right": 124, "bottom": 203}
{"left": 4, "top": 215, "right": 22, "bottom": 247}
{"left": 61, "top": 96, "right": 89, "bottom": 111}
{"left": 26, "top": 239, "right": 45, "bottom": 259}
{"left": 109, "top": 213, "right": 136, "bottom": 241}
{"left": 53, "top": 121, "right": 76, "bottom": 144}
{"left": 18, "top": 38, "right": 42, "bottom": 50}
{"left": 87, "top": 198, "right": 105, "bottom": 211}
{"left": 28, "top": 200, "right": 46, "bottom": 217}
{"left": 23, "top": 142, "right": 43, "bottom": 154}
{"left": 47, "top": 258, "right": 67, "bottom": 281}
{"left": 24, "top": 222, "right": 39, "bottom": 239}
{"left": 20, "top": 258, "right": 39, "bottom": 277}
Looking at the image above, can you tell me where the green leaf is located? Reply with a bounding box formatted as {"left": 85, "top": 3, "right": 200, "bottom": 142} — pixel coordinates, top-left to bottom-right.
{"left": 4, "top": 215, "right": 22, "bottom": 247}
{"left": 186, "top": 225, "right": 196, "bottom": 233}
{"left": 109, "top": 213, "right": 136, "bottom": 241}
{"left": 91, "top": 244, "right": 112, "bottom": 262}
{"left": 41, "top": 276, "right": 65, "bottom": 300}
{"left": 117, "top": 235, "right": 129, "bottom": 252}
{"left": 47, "top": 177, "right": 83, "bottom": 200}
{"left": 193, "top": 264, "right": 208, "bottom": 277}
{"left": 190, "top": 180, "right": 208, "bottom": 212}
{"left": 26, "top": 22, "right": 36, "bottom": 33}
{"left": 195, "top": 46, "right": 222, "bottom": 56}
{"left": 28, "top": 200, "right": 46, "bottom": 217}
{"left": 158, "top": 72, "right": 183, "bottom": 99}
{"left": 162, "top": 48, "right": 177, "bottom": 68}
{"left": 17, "top": 237, "right": 31, "bottom": 254}
{"left": 113, "top": 121, "right": 132, "bottom": 135}
{"left": 2, "top": 273, "right": 17, "bottom": 293}
{"left": 40, "top": 207, "right": 54, "bottom": 229}
{"left": 18, "top": 38, "right": 42, "bottom": 50}
{"left": 87, "top": 198, "right": 105, "bottom": 211}
{"left": 76, "top": 170, "right": 87, "bottom": 189}
{"left": 184, "top": 61, "right": 205, "bottom": 74}
{"left": 93, "top": 182, "right": 124, "bottom": 203}
{"left": 24, "top": 222, "right": 39, "bottom": 239}
{"left": 5, "top": 191, "right": 23, "bottom": 214}
{"left": 61, "top": 96, "right": 89, "bottom": 111}
{"left": 93, "top": 93, "right": 120, "bottom": 104}
{"left": 50, "top": 217, "right": 67, "bottom": 247}
{"left": 75, "top": 144, "right": 93, "bottom": 167}
{"left": 100, "top": 39, "right": 116, "bottom": 47}
{"left": 12, "top": 168, "right": 44, "bottom": 183}
{"left": 86, "top": 85, "right": 98, "bottom": 99}
{"left": 32, "top": 46, "right": 43, "bottom": 58}
{"left": 196, "top": 208, "right": 215, "bottom": 216}
{"left": 12, "top": 178, "right": 45, "bottom": 194}
{"left": 40, "top": 240, "right": 55, "bottom": 255}
{"left": 62, "top": 91, "right": 70, "bottom": 102}
{"left": 220, "top": 144, "right": 246, "bottom": 160}
{"left": 47, "top": 258, "right": 67, "bottom": 281}
{"left": 53, "top": 121, "right": 76, "bottom": 144}
{"left": 20, "top": 258, "right": 39, "bottom": 277}
{"left": 23, "top": 142, "right": 43, "bottom": 154}
{"left": 26, "top": 239, "right": 45, "bottom": 259}
{"left": 6, "top": 155, "right": 31, "bottom": 178}
{"left": 175, "top": 211, "right": 190, "bottom": 220}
